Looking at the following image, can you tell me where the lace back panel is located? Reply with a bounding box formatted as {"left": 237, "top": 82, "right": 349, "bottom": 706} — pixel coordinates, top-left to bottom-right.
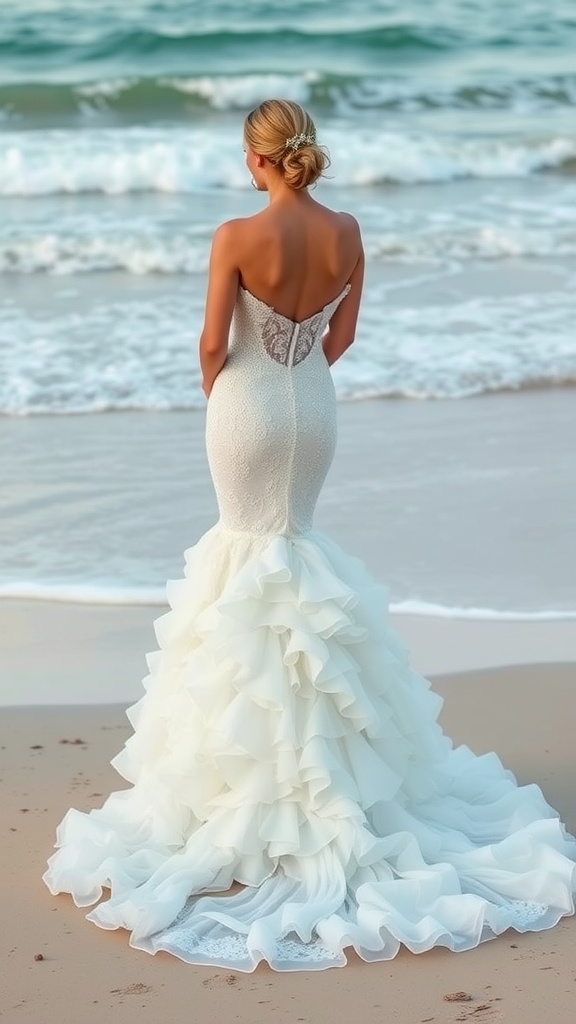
{"left": 242, "top": 284, "right": 352, "bottom": 369}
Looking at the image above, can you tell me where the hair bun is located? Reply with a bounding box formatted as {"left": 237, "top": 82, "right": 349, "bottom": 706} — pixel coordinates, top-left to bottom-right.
{"left": 281, "top": 144, "right": 327, "bottom": 190}
{"left": 244, "top": 99, "right": 330, "bottom": 190}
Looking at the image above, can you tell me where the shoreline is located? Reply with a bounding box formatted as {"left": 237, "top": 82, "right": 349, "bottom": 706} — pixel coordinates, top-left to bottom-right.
{"left": 1, "top": 596, "right": 575, "bottom": 707}
{"left": 2, "top": 389, "right": 576, "bottom": 618}
{"left": 3, "top": 586, "right": 576, "bottom": 619}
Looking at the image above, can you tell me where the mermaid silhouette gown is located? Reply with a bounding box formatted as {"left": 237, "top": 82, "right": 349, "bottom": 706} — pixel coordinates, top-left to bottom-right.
{"left": 43, "top": 283, "right": 576, "bottom": 971}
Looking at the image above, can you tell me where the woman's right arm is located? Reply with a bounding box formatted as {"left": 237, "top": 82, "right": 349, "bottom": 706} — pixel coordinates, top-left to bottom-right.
{"left": 322, "top": 218, "right": 364, "bottom": 366}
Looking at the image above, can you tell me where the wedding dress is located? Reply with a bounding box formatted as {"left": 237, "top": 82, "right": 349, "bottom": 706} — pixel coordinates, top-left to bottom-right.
{"left": 43, "top": 283, "right": 576, "bottom": 971}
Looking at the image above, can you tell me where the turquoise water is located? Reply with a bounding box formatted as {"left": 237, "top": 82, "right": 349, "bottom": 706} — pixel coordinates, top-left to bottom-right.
{"left": 3, "top": 2, "right": 576, "bottom": 99}
{"left": 2, "top": 0, "right": 576, "bottom": 139}
{"left": 1, "top": 1, "right": 575, "bottom": 606}
{"left": 1, "top": 0, "right": 576, "bottom": 411}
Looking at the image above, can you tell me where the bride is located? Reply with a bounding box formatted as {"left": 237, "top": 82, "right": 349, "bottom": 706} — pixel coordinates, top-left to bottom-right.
{"left": 43, "top": 99, "right": 576, "bottom": 972}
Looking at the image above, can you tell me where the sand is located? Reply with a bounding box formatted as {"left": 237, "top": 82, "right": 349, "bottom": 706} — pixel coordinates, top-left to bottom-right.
{"left": 2, "top": 597, "right": 576, "bottom": 707}
{"left": 1, "top": 648, "right": 575, "bottom": 1022}
{"left": 1, "top": 387, "right": 575, "bottom": 1020}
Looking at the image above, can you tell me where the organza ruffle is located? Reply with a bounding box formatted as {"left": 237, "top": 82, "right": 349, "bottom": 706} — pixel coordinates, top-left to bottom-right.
{"left": 42, "top": 525, "right": 576, "bottom": 971}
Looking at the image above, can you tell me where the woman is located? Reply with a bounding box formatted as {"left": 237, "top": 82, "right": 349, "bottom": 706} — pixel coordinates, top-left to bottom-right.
{"left": 43, "top": 100, "right": 575, "bottom": 972}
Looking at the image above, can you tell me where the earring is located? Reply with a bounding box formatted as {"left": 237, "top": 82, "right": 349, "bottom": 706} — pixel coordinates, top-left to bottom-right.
{"left": 251, "top": 177, "right": 259, "bottom": 190}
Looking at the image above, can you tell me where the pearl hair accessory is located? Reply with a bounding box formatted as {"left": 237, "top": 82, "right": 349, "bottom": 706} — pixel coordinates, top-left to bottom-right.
{"left": 285, "top": 132, "right": 316, "bottom": 151}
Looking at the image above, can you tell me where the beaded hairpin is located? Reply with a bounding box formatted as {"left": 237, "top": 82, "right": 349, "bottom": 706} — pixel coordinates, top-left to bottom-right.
{"left": 285, "top": 133, "right": 316, "bottom": 151}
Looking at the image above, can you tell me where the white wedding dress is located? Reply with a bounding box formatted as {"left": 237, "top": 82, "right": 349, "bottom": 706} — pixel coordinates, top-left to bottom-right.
{"left": 43, "top": 283, "right": 576, "bottom": 971}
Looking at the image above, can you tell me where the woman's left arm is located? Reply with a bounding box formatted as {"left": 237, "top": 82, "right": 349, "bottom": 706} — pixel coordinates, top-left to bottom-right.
{"left": 199, "top": 221, "right": 240, "bottom": 397}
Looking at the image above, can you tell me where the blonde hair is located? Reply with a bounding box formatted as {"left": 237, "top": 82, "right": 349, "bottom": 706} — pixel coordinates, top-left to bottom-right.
{"left": 244, "top": 99, "right": 330, "bottom": 190}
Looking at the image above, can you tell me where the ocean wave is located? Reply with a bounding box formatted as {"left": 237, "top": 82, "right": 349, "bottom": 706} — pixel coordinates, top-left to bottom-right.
{"left": 0, "top": 22, "right": 474, "bottom": 72}
{"left": 0, "top": 230, "right": 210, "bottom": 275}
{"left": 1, "top": 125, "right": 575, "bottom": 197}
{"left": 331, "top": 289, "right": 576, "bottom": 401}
{"left": 3, "top": 1, "right": 576, "bottom": 72}
{"left": 2, "top": 580, "right": 575, "bottom": 620}
{"left": 389, "top": 601, "right": 576, "bottom": 621}
{"left": 369, "top": 223, "right": 576, "bottom": 263}
{"left": 1, "top": 288, "right": 575, "bottom": 414}
{"left": 3, "top": 72, "right": 576, "bottom": 125}
{"left": 3, "top": 217, "right": 576, "bottom": 275}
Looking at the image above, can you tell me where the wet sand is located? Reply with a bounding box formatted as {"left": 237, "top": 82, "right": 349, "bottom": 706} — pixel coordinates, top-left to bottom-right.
{"left": 2, "top": 388, "right": 575, "bottom": 613}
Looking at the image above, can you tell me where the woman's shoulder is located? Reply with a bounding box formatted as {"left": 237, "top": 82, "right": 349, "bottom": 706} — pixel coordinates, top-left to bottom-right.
{"left": 211, "top": 214, "right": 256, "bottom": 239}
{"left": 210, "top": 210, "right": 269, "bottom": 251}
{"left": 334, "top": 209, "right": 362, "bottom": 237}
{"left": 208, "top": 215, "right": 261, "bottom": 261}
{"left": 309, "top": 203, "right": 362, "bottom": 247}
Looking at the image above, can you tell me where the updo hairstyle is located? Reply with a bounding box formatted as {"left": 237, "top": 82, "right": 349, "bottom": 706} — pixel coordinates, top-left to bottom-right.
{"left": 244, "top": 99, "right": 330, "bottom": 190}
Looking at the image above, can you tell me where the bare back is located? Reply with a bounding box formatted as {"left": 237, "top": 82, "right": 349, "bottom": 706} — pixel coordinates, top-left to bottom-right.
{"left": 199, "top": 191, "right": 364, "bottom": 390}
{"left": 234, "top": 195, "right": 362, "bottom": 323}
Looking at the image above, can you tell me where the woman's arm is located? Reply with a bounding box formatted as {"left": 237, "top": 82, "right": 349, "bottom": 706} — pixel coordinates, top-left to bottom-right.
{"left": 322, "top": 218, "right": 364, "bottom": 366}
{"left": 199, "top": 221, "right": 240, "bottom": 397}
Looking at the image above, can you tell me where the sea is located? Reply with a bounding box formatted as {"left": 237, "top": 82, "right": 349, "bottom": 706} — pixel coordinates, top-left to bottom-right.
{"left": 1, "top": 0, "right": 575, "bottom": 616}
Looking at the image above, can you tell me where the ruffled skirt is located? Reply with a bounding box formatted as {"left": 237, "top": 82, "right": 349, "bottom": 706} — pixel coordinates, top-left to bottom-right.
{"left": 42, "top": 525, "right": 576, "bottom": 971}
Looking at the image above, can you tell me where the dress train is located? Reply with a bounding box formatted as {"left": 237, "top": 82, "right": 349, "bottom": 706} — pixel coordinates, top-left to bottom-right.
{"left": 43, "top": 525, "right": 576, "bottom": 971}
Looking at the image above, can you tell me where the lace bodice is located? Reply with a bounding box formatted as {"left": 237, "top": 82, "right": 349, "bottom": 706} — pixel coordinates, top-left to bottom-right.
{"left": 246, "top": 285, "right": 351, "bottom": 368}
{"left": 205, "top": 283, "right": 351, "bottom": 537}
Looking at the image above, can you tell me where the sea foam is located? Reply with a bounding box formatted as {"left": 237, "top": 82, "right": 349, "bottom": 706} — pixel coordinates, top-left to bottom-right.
{"left": 1, "top": 125, "right": 575, "bottom": 196}
{"left": 2, "top": 287, "right": 575, "bottom": 414}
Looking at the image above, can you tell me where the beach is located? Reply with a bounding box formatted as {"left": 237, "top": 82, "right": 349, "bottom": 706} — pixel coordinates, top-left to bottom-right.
{"left": 2, "top": 0, "right": 576, "bottom": 1016}
{"left": 2, "top": 389, "right": 575, "bottom": 616}
{"left": 2, "top": 665, "right": 575, "bottom": 1023}
{"left": 2, "top": 387, "right": 576, "bottom": 713}
{"left": 2, "top": 388, "right": 576, "bottom": 1021}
